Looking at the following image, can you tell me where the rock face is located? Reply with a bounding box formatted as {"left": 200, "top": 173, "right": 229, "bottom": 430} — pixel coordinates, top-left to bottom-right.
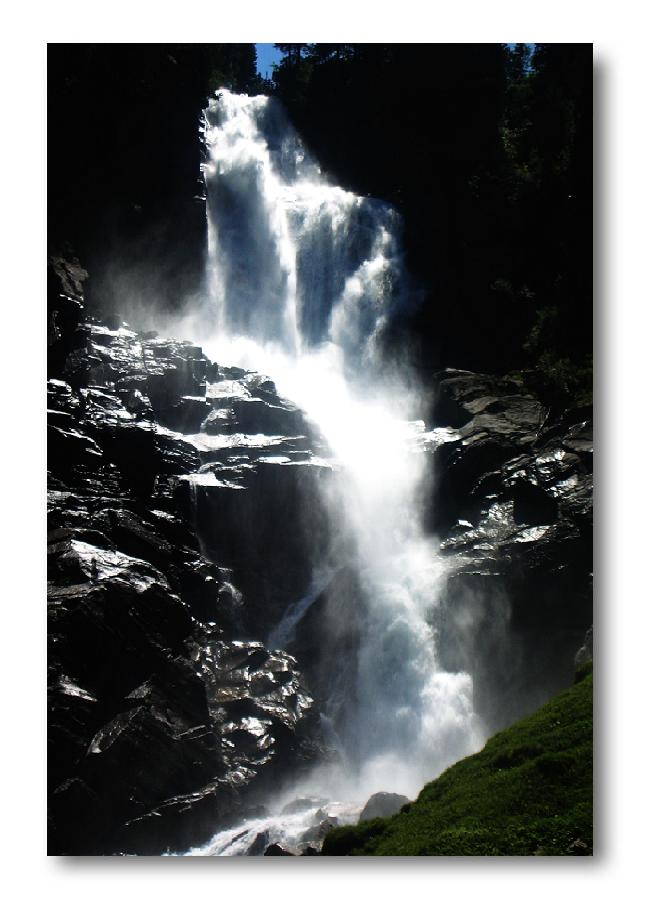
{"left": 428, "top": 369, "right": 593, "bottom": 730}
{"left": 175, "top": 453, "right": 333, "bottom": 639}
{"left": 47, "top": 258, "right": 326, "bottom": 855}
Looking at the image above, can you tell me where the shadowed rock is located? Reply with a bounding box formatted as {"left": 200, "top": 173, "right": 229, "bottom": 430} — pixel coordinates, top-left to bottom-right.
{"left": 359, "top": 792, "right": 410, "bottom": 822}
{"left": 47, "top": 279, "right": 325, "bottom": 855}
{"left": 428, "top": 368, "right": 592, "bottom": 731}
{"left": 264, "top": 843, "right": 294, "bottom": 856}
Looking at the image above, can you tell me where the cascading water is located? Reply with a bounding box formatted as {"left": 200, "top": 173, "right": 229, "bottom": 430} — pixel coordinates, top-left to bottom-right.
{"left": 191, "top": 89, "right": 484, "bottom": 853}
{"left": 203, "top": 90, "right": 401, "bottom": 365}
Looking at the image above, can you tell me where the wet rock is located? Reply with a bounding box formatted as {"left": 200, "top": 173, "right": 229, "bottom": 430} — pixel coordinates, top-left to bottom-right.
{"left": 201, "top": 407, "right": 238, "bottom": 435}
{"left": 429, "top": 370, "right": 548, "bottom": 533}
{"left": 291, "top": 567, "right": 365, "bottom": 732}
{"left": 281, "top": 797, "right": 329, "bottom": 815}
{"left": 432, "top": 369, "right": 545, "bottom": 429}
{"left": 230, "top": 397, "right": 308, "bottom": 437}
{"left": 265, "top": 843, "right": 294, "bottom": 856}
{"left": 48, "top": 378, "right": 81, "bottom": 414}
{"left": 92, "top": 421, "right": 199, "bottom": 499}
{"left": 157, "top": 396, "right": 212, "bottom": 434}
{"left": 48, "top": 423, "right": 104, "bottom": 471}
{"left": 243, "top": 372, "right": 277, "bottom": 396}
{"left": 299, "top": 817, "right": 338, "bottom": 845}
{"left": 427, "top": 369, "right": 592, "bottom": 731}
{"left": 189, "top": 635, "right": 314, "bottom": 741}
{"left": 48, "top": 253, "right": 88, "bottom": 378}
{"left": 201, "top": 371, "right": 319, "bottom": 442}
{"left": 49, "top": 653, "right": 227, "bottom": 855}
{"left": 218, "top": 365, "right": 248, "bottom": 380}
{"left": 49, "top": 547, "right": 318, "bottom": 855}
{"left": 47, "top": 303, "right": 325, "bottom": 855}
{"left": 359, "top": 792, "right": 410, "bottom": 822}
{"left": 121, "top": 779, "right": 241, "bottom": 856}
{"left": 175, "top": 458, "right": 333, "bottom": 637}
{"left": 511, "top": 480, "right": 558, "bottom": 525}
{"left": 246, "top": 831, "right": 270, "bottom": 856}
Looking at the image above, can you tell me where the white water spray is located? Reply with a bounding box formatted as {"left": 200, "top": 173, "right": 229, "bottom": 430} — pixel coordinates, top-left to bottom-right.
{"left": 196, "top": 90, "right": 484, "bottom": 846}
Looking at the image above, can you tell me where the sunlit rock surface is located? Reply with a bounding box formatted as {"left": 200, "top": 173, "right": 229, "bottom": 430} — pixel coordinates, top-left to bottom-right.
{"left": 429, "top": 369, "right": 593, "bottom": 731}
{"left": 47, "top": 259, "right": 325, "bottom": 855}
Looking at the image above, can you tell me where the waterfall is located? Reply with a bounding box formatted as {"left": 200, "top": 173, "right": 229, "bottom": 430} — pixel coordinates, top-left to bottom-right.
{"left": 203, "top": 90, "right": 402, "bottom": 365}
{"left": 199, "top": 89, "right": 484, "bottom": 835}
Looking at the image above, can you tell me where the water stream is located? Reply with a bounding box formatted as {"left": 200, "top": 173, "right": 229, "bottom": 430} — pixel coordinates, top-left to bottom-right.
{"left": 184, "top": 89, "right": 484, "bottom": 853}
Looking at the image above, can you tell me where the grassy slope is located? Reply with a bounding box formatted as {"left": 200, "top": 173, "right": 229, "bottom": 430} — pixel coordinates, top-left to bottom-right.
{"left": 322, "top": 670, "right": 593, "bottom": 856}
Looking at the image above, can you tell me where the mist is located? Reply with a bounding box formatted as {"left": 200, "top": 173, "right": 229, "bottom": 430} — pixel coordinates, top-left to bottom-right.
{"left": 157, "top": 89, "right": 487, "bottom": 853}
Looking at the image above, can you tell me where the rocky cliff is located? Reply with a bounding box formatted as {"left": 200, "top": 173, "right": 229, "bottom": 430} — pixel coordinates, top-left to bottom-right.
{"left": 428, "top": 369, "right": 592, "bottom": 730}
{"left": 47, "top": 254, "right": 592, "bottom": 855}
{"left": 47, "top": 256, "right": 330, "bottom": 854}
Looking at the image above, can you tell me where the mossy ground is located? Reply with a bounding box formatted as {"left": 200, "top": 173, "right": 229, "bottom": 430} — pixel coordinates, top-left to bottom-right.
{"left": 322, "top": 670, "right": 593, "bottom": 856}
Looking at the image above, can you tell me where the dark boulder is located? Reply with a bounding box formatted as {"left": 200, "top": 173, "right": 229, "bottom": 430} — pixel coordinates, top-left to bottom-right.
{"left": 246, "top": 831, "right": 271, "bottom": 856}
{"left": 264, "top": 843, "right": 294, "bottom": 856}
{"left": 359, "top": 792, "right": 410, "bottom": 822}
{"left": 299, "top": 817, "right": 338, "bottom": 845}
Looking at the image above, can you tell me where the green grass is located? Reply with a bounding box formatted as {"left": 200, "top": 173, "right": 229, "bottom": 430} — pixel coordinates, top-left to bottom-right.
{"left": 322, "top": 670, "right": 593, "bottom": 856}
